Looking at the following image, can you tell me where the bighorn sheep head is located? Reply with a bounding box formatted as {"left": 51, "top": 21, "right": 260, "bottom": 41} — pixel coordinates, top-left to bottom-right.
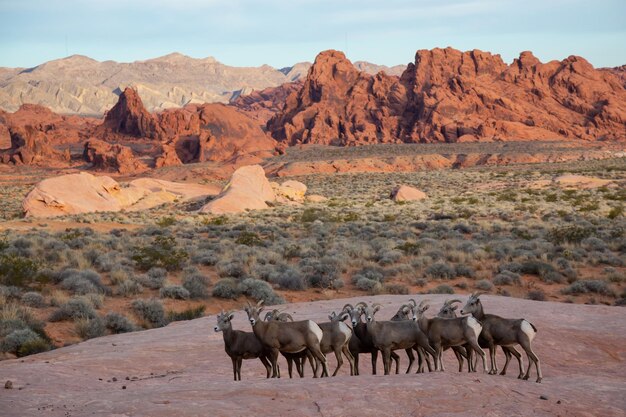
{"left": 214, "top": 310, "right": 235, "bottom": 332}
{"left": 438, "top": 299, "right": 462, "bottom": 318}
{"left": 460, "top": 292, "right": 485, "bottom": 315}
{"left": 244, "top": 300, "right": 265, "bottom": 326}
{"left": 363, "top": 303, "right": 382, "bottom": 323}
{"left": 329, "top": 311, "right": 350, "bottom": 322}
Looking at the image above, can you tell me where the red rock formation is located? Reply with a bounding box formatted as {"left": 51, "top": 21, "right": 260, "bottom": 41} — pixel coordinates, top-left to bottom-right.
{"left": 268, "top": 49, "right": 626, "bottom": 144}
{"left": 83, "top": 139, "right": 148, "bottom": 174}
{"left": 230, "top": 81, "right": 303, "bottom": 124}
{"left": 154, "top": 141, "right": 183, "bottom": 168}
{"left": 100, "top": 87, "right": 163, "bottom": 139}
{"left": 0, "top": 125, "right": 70, "bottom": 165}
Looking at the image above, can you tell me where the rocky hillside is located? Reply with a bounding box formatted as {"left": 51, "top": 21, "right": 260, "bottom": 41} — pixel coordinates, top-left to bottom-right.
{"left": 0, "top": 54, "right": 406, "bottom": 116}
{"left": 268, "top": 49, "right": 626, "bottom": 144}
{"left": 0, "top": 295, "right": 624, "bottom": 417}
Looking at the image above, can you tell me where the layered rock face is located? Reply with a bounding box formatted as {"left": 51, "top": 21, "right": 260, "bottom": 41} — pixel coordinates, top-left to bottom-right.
{"left": 268, "top": 49, "right": 626, "bottom": 144}
{"left": 83, "top": 139, "right": 148, "bottom": 174}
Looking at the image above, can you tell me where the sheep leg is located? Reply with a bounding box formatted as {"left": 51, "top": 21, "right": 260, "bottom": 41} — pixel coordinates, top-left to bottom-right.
{"left": 342, "top": 345, "right": 356, "bottom": 376}
{"left": 371, "top": 350, "right": 378, "bottom": 375}
{"left": 500, "top": 347, "right": 511, "bottom": 376}
{"left": 236, "top": 357, "right": 243, "bottom": 381}
{"left": 392, "top": 351, "right": 400, "bottom": 374}
{"left": 353, "top": 352, "right": 360, "bottom": 375}
{"left": 331, "top": 347, "right": 344, "bottom": 376}
{"left": 309, "top": 346, "right": 328, "bottom": 378}
{"left": 231, "top": 357, "right": 238, "bottom": 381}
{"left": 417, "top": 334, "right": 438, "bottom": 371}
{"left": 306, "top": 350, "right": 317, "bottom": 377}
{"left": 506, "top": 346, "right": 524, "bottom": 379}
{"left": 405, "top": 348, "right": 415, "bottom": 374}
{"left": 451, "top": 347, "right": 464, "bottom": 372}
{"left": 520, "top": 342, "right": 542, "bottom": 383}
{"left": 467, "top": 339, "right": 488, "bottom": 373}
{"left": 259, "top": 355, "right": 272, "bottom": 379}
{"left": 269, "top": 348, "right": 280, "bottom": 378}
{"left": 382, "top": 348, "right": 392, "bottom": 375}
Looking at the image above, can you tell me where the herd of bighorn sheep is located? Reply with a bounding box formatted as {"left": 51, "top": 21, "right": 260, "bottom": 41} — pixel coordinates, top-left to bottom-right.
{"left": 213, "top": 292, "right": 542, "bottom": 383}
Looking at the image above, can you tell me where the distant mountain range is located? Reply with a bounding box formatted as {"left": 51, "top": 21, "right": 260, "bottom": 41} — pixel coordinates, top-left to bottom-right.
{"left": 0, "top": 53, "right": 405, "bottom": 116}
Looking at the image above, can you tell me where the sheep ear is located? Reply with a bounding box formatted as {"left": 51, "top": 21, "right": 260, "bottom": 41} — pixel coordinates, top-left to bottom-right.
{"left": 328, "top": 314, "right": 334, "bottom": 321}
{"left": 373, "top": 305, "right": 381, "bottom": 313}
{"left": 228, "top": 313, "right": 235, "bottom": 321}
{"left": 422, "top": 305, "right": 430, "bottom": 313}
{"left": 339, "top": 312, "right": 349, "bottom": 322}
{"left": 258, "top": 306, "right": 265, "bottom": 314}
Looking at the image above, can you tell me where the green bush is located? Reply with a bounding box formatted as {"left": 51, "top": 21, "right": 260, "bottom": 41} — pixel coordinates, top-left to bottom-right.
{"left": 1, "top": 328, "right": 50, "bottom": 356}
{"left": 212, "top": 278, "right": 241, "bottom": 299}
{"left": 131, "top": 299, "right": 168, "bottom": 328}
{"left": 159, "top": 285, "right": 190, "bottom": 300}
{"left": 182, "top": 273, "right": 210, "bottom": 299}
{"left": 167, "top": 306, "right": 206, "bottom": 322}
{"left": 562, "top": 280, "right": 615, "bottom": 296}
{"left": 547, "top": 225, "right": 594, "bottom": 244}
{"left": 429, "top": 284, "right": 455, "bottom": 294}
{"left": 49, "top": 298, "right": 97, "bottom": 322}
{"left": 75, "top": 317, "right": 106, "bottom": 340}
{"left": 235, "top": 231, "right": 264, "bottom": 246}
{"left": 104, "top": 312, "right": 136, "bottom": 334}
{"left": 0, "top": 254, "right": 40, "bottom": 287}
{"left": 239, "top": 278, "right": 284, "bottom": 305}
{"left": 132, "top": 236, "right": 188, "bottom": 271}
{"left": 356, "top": 277, "right": 382, "bottom": 293}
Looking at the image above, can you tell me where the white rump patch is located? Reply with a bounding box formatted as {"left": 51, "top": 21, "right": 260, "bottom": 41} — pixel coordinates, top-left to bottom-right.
{"left": 467, "top": 316, "right": 482, "bottom": 338}
{"left": 521, "top": 320, "right": 536, "bottom": 342}
{"left": 338, "top": 322, "right": 352, "bottom": 340}
{"left": 308, "top": 320, "right": 323, "bottom": 343}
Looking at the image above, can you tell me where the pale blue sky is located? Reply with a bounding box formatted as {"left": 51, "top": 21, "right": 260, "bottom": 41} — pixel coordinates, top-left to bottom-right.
{"left": 1, "top": 0, "right": 625, "bottom": 69}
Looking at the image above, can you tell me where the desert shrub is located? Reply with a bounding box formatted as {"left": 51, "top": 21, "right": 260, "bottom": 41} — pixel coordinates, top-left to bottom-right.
{"left": 300, "top": 257, "right": 342, "bottom": 289}
{"left": 235, "top": 231, "right": 265, "bottom": 246}
{"left": 378, "top": 249, "right": 403, "bottom": 266}
{"left": 520, "top": 261, "right": 564, "bottom": 283}
{"left": 139, "top": 267, "right": 168, "bottom": 289}
{"left": 1, "top": 328, "right": 49, "bottom": 356}
{"left": 131, "top": 299, "right": 168, "bottom": 328}
{"left": 429, "top": 284, "right": 455, "bottom": 294}
{"left": 493, "top": 271, "right": 521, "bottom": 286}
{"left": 497, "top": 262, "right": 523, "bottom": 273}
{"left": 351, "top": 266, "right": 385, "bottom": 284}
{"left": 212, "top": 278, "right": 241, "bottom": 299}
{"left": 116, "top": 279, "right": 144, "bottom": 296}
{"left": 414, "top": 278, "right": 428, "bottom": 287}
{"left": 156, "top": 216, "right": 176, "bottom": 227}
{"left": 0, "top": 253, "right": 41, "bottom": 287}
{"left": 455, "top": 264, "right": 476, "bottom": 278}
{"left": 49, "top": 298, "right": 97, "bottom": 322}
{"left": 132, "top": 236, "right": 188, "bottom": 271}
{"left": 191, "top": 250, "right": 219, "bottom": 266}
{"left": 239, "top": 278, "right": 284, "bottom": 305}
{"left": 21, "top": 292, "right": 45, "bottom": 308}
{"left": 356, "top": 277, "right": 382, "bottom": 293}
{"left": 383, "top": 283, "right": 409, "bottom": 295}
{"left": 104, "top": 312, "right": 136, "bottom": 334}
{"left": 167, "top": 305, "right": 206, "bottom": 322}
{"left": 159, "top": 285, "right": 190, "bottom": 300}
{"left": 217, "top": 260, "right": 247, "bottom": 279}
{"left": 74, "top": 317, "right": 106, "bottom": 340}
{"left": 562, "top": 280, "right": 615, "bottom": 296}
{"left": 395, "top": 242, "right": 421, "bottom": 255}
{"left": 425, "top": 262, "right": 456, "bottom": 280}
{"left": 475, "top": 280, "right": 493, "bottom": 291}
{"left": 547, "top": 225, "right": 593, "bottom": 244}
{"left": 526, "top": 290, "right": 546, "bottom": 301}
{"left": 60, "top": 269, "right": 108, "bottom": 295}
{"left": 182, "top": 273, "right": 210, "bottom": 299}
{"left": 0, "top": 285, "right": 22, "bottom": 300}
{"left": 582, "top": 237, "right": 607, "bottom": 252}
{"left": 300, "top": 208, "right": 330, "bottom": 223}
{"left": 607, "top": 206, "right": 623, "bottom": 219}
{"left": 271, "top": 266, "right": 308, "bottom": 291}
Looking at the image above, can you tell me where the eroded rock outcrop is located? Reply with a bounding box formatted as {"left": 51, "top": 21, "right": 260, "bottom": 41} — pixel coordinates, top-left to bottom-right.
{"left": 100, "top": 87, "right": 163, "bottom": 139}
{"left": 269, "top": 48, "right": 626, "bottom": 144}
{"left": 23, "top": 172, "right": 220, "bottom": 217}
{"left": 199, "top": 165, "right": 275, "bottom": 214}
{"left": 390, "top": 185, "right": 427, "bottom": 202}
{"left": 83, "top": 139, "right": 148, "bottom": 174}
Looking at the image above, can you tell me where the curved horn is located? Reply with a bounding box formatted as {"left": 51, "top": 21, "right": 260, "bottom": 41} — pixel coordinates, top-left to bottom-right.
{"left": 342, "top": 303, "right": 355, "bottom": 313}
{"left": 355, "top": 301, "right": 368, "bottom": 309}
{"left": 408, "top": 298, "right": 417, "bottom": 307}
{"left": 256, "top": 299, "right": 264, "bottom": 307}
{"left": 418, "top": 299, "right": 430, "bottom": 309}
{"left": 278, "top": 312, "right": 294, "bottom": 322}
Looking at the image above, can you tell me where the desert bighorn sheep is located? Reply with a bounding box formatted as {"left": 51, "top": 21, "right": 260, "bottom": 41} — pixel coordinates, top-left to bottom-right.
{"left": 264, "top": 309, "right": 316, "bottom": 378}
{"left": 411, "top": 299, "right": 487, "bottom": 373}
{"left": 439, "top": 299, "right": 524, "bottom": 377}
{"left": 245, "top": 300, "right": 329, "bottom": 378}
{"left": 343, "top": 302, "right": 401, "bottom": 375}
{"left": 460, "top": 292, "right": 542, "bottom": 382}
{"left": 214, "top": 310, "right": 272, "bottom": 381}
{"left": 362, "top": 302, "right": 437, "bottom": 375}
{"left": 321, "top": 311, "right": 356, "bottom": 376}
